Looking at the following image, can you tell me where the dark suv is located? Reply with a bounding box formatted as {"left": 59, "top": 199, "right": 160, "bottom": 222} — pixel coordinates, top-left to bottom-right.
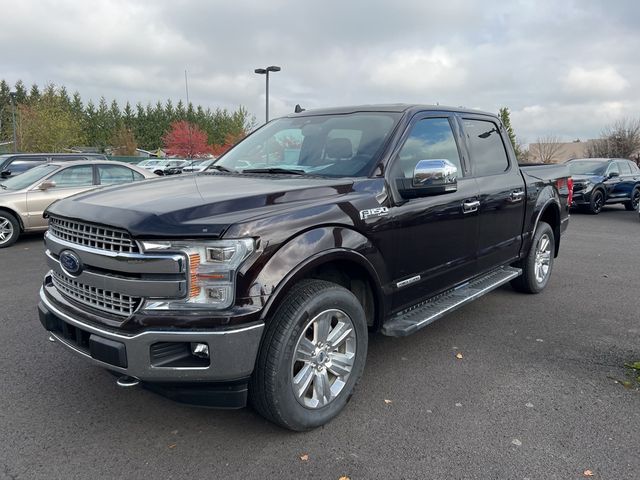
{"left": 567, "top": 158, "right": 640, "bottom": 214}
{"left": 0, "top": 153, "right": 108, "bottom": 179}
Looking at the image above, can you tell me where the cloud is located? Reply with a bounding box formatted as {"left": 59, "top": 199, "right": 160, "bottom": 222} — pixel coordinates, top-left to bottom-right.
{"left": 1, "top": 0, "right": 639, "bottom": 141}
{"left": 563, "top": 66, "right": 629, "bottom": 98}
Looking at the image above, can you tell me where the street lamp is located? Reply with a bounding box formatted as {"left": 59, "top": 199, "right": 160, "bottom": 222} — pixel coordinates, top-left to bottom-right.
{"left": 254, "top": 65, "right": 281, "bottom": 123}
{"left": 9, "top": 92, "right": 17, "bottom": 153}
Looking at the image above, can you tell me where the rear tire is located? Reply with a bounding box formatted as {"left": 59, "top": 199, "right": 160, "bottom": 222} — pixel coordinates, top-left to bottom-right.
{"left": 0, "top": 211, "right": 20, "bottom": 248}
{"left": 624, "top": 187, "right": 640, "bottom": 211}
{"left": 250, "top": 279, "right": 368, "bottom": 431}
{"left": 589, "top": 190, "right": 604, "bottom": 214}
{"left": 511, "top": 221, "right": 555, "bottom": 294}
{"left": 154, "top": 170, "right": 164, "bottom": 176}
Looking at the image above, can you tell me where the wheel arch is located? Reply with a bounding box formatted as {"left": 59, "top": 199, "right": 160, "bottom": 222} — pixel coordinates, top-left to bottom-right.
{"left": 0, "top": 206, "right": 24, "bottom": 231}
{"left": 533, "top": 199, "right": 561, "bottom": 257}
{"left": 254, "top": 228, "right": 387, "bottom": 330}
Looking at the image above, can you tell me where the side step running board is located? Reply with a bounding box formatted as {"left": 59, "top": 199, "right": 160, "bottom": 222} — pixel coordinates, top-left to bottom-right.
{"left": 381, "top": 266, "right": 522, "bottom": 337}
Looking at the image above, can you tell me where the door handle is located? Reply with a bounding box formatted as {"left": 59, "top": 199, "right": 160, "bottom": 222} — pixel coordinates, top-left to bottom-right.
{"left": 509, "top": 190, "right": 525, "bottom": 202}
{"left": 462, "top": 200, "right": 480, "bottom": 214}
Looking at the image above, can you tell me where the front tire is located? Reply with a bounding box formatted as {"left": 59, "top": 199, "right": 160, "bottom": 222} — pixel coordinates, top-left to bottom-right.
{"left": 511, "top": 221, "right": 555, "bottom": 294}
{"left": 589, "top": 190, "right": 604, "bottom": 214}
{"left": 0, "top": 211, "right": 20, "bottom": 248}
{"left": 250, "top": 279, "right": 368, "bottom": 431}
{"left": 624, "top": 187, "right": 640, "bottom": 211}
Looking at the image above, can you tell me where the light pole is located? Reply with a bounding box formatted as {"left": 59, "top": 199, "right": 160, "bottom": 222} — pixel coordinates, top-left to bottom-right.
{"left": 254, "top": 65, "right": 281, "bottom": 123}
{"left": 9, "top": 92, "right": 17, "bottom": 153}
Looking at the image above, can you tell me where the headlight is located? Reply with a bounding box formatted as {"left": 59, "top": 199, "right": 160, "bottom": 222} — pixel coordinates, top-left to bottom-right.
{"left": 140, "top": 238, "right": 254, "bottom": 310}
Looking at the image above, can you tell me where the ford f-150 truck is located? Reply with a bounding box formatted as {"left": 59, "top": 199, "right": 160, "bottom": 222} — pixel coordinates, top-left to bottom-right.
{"left": 38, "top": 104, "right": 571, "bottom": 430}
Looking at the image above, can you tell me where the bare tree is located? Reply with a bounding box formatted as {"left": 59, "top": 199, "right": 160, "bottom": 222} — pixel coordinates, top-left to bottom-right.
{"left": 585, "top": 118, "right": 640, "bottom": 160}
{"left": 530, "top": 135, "right": 564, "bottom": 163}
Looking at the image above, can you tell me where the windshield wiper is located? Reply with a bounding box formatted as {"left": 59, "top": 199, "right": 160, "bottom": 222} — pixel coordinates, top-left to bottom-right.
{"left": 207, "top": 164, "right": 235, "bottom": 173}
{"left": 242, "top": 167, "right": 305, "bottom": 175}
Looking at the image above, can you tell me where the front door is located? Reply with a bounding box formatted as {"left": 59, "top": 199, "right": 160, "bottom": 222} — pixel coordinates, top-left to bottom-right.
{"left": 26, "top": 165, "right": 96, "bottom": 229}
{"left": 385, "top": 114, "right": 480, "bottom": 311}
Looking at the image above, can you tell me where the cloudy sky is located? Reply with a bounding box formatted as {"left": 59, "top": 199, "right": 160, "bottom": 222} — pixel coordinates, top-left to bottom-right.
{"left": 2, "top": 0, "right": 639, "bottom": 143}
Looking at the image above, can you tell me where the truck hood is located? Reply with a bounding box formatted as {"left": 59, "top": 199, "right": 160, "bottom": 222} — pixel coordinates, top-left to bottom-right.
{"left": 46, "top": 173, "right": 355, "bottom": 238}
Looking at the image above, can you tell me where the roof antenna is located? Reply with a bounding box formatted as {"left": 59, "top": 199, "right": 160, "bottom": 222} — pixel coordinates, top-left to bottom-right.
{"left": 294, "top": 104, "right": 305, "bottom": 113}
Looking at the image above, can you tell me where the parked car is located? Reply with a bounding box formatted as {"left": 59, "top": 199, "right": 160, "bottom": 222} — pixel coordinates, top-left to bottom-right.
{"left": 38, "top": 104, "right": 571, "bottom": 430}
{"left": 182, "top": 158, "right": 216, "bottom": 173}
{"left": 0, "top": 153, "right": 108, "bottom": 179}
{"left": 139, "top": 159, "right": 188, "bottom": 175}
{"left": 165, "top": 159, "right": 199, "bottom": 175}
{"left": 567, "top": 158, "right": 640, "bottom": 214}
{"left": 0, "top": 160, "right": 155, "bottom": 247}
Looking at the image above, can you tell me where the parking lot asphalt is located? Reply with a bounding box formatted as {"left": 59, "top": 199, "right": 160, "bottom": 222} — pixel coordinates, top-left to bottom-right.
{"left": 1, "top": 207, "right": 639, "bottom": 480}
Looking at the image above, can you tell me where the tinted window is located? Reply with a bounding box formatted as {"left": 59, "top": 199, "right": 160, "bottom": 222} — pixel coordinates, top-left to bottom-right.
{"left": 393, "top": 118, "right": 461, "bottom": 178}
{"left": 98, "top": 165, "right": 137, "bottom": 185}
{"left": 7, "top": 157, "right": 47, "bottom": 173}
{"left": 568, "top": 160, "right": 608, "bottom": 176}
{"left": 49, "top": 166, "right": 94, "bottom": 187}
{"left": 617, "top": 161, "right": 632, "bottom": 175}
{"left": 607, "top": 162, "right": 619, "bottom": 175}
{"left": 55, "top": 156, "right": 88, "bottom": 161}
{"left": 463, "top": 119, "right": 510, "bottom": 176}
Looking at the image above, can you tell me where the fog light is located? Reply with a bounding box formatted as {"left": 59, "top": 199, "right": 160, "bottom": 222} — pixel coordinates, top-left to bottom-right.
{"left": 191, "top": 342, "right": 210, "bottom": 359}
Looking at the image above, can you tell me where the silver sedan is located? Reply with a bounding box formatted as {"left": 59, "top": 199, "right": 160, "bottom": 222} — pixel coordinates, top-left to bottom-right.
{"left": 0, "top": 160, "right": 156, "bottom": 247}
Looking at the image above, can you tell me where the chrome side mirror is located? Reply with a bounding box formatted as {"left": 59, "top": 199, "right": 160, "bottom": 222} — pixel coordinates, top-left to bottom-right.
{"left": 397, "top": 159, "right": 458, "bottom": 198}
{"left": 38, "top": 180, "right": 56, "bottom": 190}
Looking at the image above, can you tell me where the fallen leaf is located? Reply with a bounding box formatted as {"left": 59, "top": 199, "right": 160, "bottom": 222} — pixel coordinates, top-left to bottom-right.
{"left": 339, "top": 477, "right": 351, "bottom": 480}
{"left": 583, "top": 470, "right": 594, "bottom": 477}
{"left": 525, "top": 402, "right": 534, "bottom": 408}
{"left": 168, "top": 443, "right": 177, "bottom": 449}
{"left": 455, "top": 352, "right": 463, "bottom": 359}
{"left": 511, "top": 439, "right": 522, "bottom": 446}
{"left": 455, "top": 402, "right": 462, "bottom": 407}
{"left": 171, "top": 430, "right": 178, "bottom": 435}
{"left": 384, "top": 399, "right": 393, "bottom": 404}
{"left": 299, "top": 454, "right": 309, "bottom": 462}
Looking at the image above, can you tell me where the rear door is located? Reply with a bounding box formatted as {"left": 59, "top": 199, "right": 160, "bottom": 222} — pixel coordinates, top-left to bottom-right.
{"left": 459, "top": 115, "right": 526, "bottom": 272}
{"left": 96, "top": 164, "right": 144, "bottom": 185}
{"left": 385, "top": 113, "right": 480, "bottom": 310}
{"left": 25, "top": 165, "right": 97, "bottom": 229}
{"left": 603, "top": 161, "right": 622, "bottom": 200}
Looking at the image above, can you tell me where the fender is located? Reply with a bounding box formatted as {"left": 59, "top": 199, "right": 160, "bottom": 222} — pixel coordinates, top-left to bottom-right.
{"left": 522, "top": 186, "right": 561, "bottom": 258}
{"left": 249, "top": 226, "right": 388, "bottom": 323}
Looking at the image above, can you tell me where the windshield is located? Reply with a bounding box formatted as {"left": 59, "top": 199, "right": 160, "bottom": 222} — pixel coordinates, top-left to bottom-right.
{"left": 0, "top": 164, "right": 59, "bottom": 190}
{"left": 568, "top": 160, "right": 608, "bottom": 176}
{"left": 212, "top": 112, "right": 401, "bottom": 177}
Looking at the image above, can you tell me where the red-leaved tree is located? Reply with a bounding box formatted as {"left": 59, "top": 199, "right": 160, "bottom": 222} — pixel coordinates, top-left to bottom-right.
{"left": 211, "top": 131, "right": 247, "bottom": 157}
{"left": 163, "top": 121, "right": 212, "bottom": 158}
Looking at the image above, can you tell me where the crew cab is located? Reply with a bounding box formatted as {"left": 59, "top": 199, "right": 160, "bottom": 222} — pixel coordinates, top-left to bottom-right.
{"left": 38, "top": 105, "right": 571, "bottom": 430}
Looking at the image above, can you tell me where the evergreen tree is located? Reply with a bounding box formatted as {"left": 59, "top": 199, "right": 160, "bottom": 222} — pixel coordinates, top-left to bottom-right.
{"left": 13, "top": 80, "right": 27, "bottom": 103}
{"left": 122, "top": 101, "right": 135, "bottom": 129}
{"left": 70, "top": 91, "right": 84, "bottom": 116}
{"left": 28, "top": 84, "right": 41, "bottom": 105}
{"left": 499, "top": 107, "right": 523, "bottom": 160}
{"left": 58, "top": 85, "right": 71, "bottom": 109}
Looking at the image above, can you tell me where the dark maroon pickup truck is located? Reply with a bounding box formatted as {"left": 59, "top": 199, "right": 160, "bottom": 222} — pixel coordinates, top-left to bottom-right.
{"left": 38, "top": 104, "right": 571, "bottom": 430}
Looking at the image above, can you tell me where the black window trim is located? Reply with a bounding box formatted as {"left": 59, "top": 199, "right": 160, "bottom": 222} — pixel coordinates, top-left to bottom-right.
{"left": 457, "top": 114, "right": 513, "bottom": 179}
{"left": 96, "top": 163, "right": 139, "bottom": 185}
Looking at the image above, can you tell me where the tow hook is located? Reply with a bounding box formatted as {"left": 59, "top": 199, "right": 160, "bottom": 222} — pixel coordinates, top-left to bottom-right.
{"left": 116, "top": 376, "right": 140, "bottom": 388}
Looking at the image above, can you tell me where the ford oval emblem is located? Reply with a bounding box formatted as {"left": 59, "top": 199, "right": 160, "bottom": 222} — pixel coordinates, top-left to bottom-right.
{"left": 60, "top": 250, "right": 82, "bottom": 276}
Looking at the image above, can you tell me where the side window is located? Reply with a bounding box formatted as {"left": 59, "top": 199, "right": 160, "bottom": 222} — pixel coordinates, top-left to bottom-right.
{"left": 98, "top": 165, "right": 136, "bottom": 185}
{"left": 607, "top": 162, "right": 620, "bottom": 175}
{"left": 630, "top": 161, "right": 640, "bottom": 174}
{"left": 49, "top": 166, "right": 94, "bottom": 188}
{"left": 394, "top": 118, "right": 461, "bottom": 179}
{"left": 618, "top": 161, "right": 632, "bottom": 175}
{"left": 7, "top": 158, "right": 47, "bottom": 173}
{"left": 463, "top": 119, "right": 510, "bottom": 176}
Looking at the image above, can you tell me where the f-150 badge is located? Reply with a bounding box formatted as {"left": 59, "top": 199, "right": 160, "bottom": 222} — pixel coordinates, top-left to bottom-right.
{"left": 359, "top": 207, "right": 389, "bottom": 220}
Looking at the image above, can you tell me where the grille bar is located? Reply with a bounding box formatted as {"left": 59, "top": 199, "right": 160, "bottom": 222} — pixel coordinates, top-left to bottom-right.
{"left": 49, "top": 217, "right": 138, "bottom": 253}
{"left": 52, "top": 271, "right": 141, "bottom": 317}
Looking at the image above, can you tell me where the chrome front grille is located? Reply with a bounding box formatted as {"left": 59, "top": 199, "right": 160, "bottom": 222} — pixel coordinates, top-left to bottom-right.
{"left": 49, "top": 216, "right": 138, "bottom": 253}
{"left": 51, "top": 270, "right": 141, "bottom": 317}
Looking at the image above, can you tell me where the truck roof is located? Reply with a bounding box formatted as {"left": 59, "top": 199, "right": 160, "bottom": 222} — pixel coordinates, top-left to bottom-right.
{"left": 288, "top": 103, "right": 496, "bottom": 118}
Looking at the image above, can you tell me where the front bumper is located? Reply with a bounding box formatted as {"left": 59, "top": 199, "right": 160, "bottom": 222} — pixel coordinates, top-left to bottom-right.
{"left": 38, "top": 286, "right": 264, "bottom": 384}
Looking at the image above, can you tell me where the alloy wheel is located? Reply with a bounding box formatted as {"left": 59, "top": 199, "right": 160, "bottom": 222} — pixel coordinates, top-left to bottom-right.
{"left": 291, "top": 309, "right": 357, "bottom": 409}
{"left": 534, "top": 233, "right": 552, "bottom": 284}
{"left": 0, "top": 216, "right": 14, "bottom": 246}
